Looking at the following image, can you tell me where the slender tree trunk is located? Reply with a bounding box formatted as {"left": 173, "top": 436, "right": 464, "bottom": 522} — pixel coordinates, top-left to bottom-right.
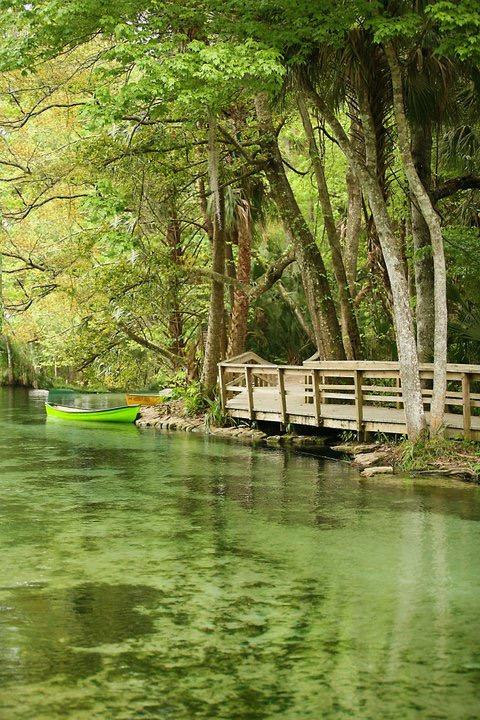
{"left": 307, "top": 87, "right": 426, "bottom": 439}
{"left": 199, "top": 178, "right": 214, "bottom": 241}
{"left": 386, "top": 46, "right": 447, "bottom": 435}
{"left": 223, "top": 221, "right": 237, "bottom": 357}
{"left": 201, "top": 118, "right": 226, "bottom": 394}
{"left": 0, "top": 247, "right": 3, "bottom": 337}
{"left": 201, "top": 212, "right": 225, "bottom": 392}
{"left": 344, "top": 161, "right": 362, "bottom": 289}
{"left": 5, "top": 334, "right": 14, "bottom": 385}
{"left": 0, "top": 249, "right": 12, "bottom": 385}
{"left": 277, "top": 282, "right": 316, "bottom": 344}
{"left": 227, "top": 200, "right": 252, "bottom": 357}
{"left": 255, "top": 94, "right": 345, "bottom": 360}
{"left": 224, "top": 226, "right": 236, "bottom": 309}
{"left": 411, "top": 122, "right": 435, "bottom": 362}
{"left": 298, "top": 95, "right": 362, "bottom": 359}
{"left": 166, "top": 214, "right": 185, "bottom": 364}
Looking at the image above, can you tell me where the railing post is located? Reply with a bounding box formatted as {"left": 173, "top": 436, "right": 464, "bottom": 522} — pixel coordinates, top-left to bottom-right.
{"left": 277, "top": 367, "right": 287, "bottom": 426}
{"left": 218, "top": 365, "right": 227, "bottom": 410}
{"left": 354, "top": 370, "right": 364, "bottom": 438}
{"left": 462, "top": 372, "right": 471, "bottom": 440}
{"left": 245, "top": 366, "right": 255, "bottom": 421}
{"left": 313, "top": 368, "right": 322, "bottom": 426}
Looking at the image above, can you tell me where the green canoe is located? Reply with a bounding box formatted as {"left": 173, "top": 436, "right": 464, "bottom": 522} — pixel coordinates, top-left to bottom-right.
{"left": 45, "top": 403, "right": 140, "bottom": 423}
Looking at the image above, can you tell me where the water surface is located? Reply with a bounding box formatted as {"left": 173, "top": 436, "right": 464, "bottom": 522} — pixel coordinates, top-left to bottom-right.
{"left": 1, "top": 388, "right": 479, "bottom": 719}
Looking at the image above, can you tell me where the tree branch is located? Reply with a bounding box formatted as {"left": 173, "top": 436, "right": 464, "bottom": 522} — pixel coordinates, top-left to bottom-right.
{"left": 118, "top": 322, "right": 179, "bottom": 363}
{"left": 432, "top": 174, "right": 480, "bottom": 201}
{"left": 184, "top": 247, "right": 296, "bottom": 299}
{"left": 250, "top": 247, "right": 296, "bottom": 300}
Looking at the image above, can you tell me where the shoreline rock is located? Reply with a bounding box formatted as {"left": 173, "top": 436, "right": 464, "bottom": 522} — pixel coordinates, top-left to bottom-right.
{"left": 135, "top": 406, "right": 327, "bottom": 449}
{"left": 361, "top": 466, "right": 394, "bottom": 478}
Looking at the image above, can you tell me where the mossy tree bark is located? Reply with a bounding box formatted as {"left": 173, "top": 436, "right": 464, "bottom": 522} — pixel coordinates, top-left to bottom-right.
{"left": 411, "top": 122, "right": 435, "bottom": 363}
{"left": 386, "top": 45, "right": 447, "bottom": 435}
{"left": 308, "top": 87, "right": 427, "bottom": 439}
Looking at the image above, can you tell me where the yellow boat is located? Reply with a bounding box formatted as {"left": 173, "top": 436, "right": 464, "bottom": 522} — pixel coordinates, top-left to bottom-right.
{"left": 125, "top": 393, "right": 169, "bottom": 406}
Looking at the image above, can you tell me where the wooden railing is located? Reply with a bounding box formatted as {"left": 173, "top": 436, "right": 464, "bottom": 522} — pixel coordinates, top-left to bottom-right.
{"left": 218, "top": 360, "right": 480, "bottom": 439}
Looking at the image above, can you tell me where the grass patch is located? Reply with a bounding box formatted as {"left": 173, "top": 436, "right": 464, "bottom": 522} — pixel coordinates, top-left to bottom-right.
{"left": 398, "top": 436, "right": 480, "bottom": 481}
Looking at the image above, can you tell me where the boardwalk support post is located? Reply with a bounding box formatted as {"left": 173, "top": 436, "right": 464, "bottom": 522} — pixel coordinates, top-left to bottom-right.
{"left": 354, "top": 369, "right": 364, "bottom": 439}
{"left": 395, "top": 375, "right": 402, "bottom": 410}
{"left": 278, "top": 367, "right": 287, "bottom": 426}
{"left": 313, "top": 368, "right": 322, "bottom": 426}
{"left": 245, "top": 366, "right": 255, "bottom": 421}
{"left": 218, "top": 365, "right": 227, "bottom": 410}
{"left": 462, "top": 372, "right": 471, "bottom": 440}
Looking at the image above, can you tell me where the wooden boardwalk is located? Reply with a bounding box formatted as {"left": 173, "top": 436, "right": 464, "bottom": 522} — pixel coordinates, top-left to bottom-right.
{"left": 218, "top": 354, "right": 480, "bottom": 439}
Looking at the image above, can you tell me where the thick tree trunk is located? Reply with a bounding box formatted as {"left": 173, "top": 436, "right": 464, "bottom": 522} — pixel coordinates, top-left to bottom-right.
{"left": 227, "top": 200, "right": 252, "bottom": 357}
{"left": 201, "top": 119, "right": 226, "bottom": 394}
{"left": 386, "top": 46, "right": 447, "bottom": 435}
{"left": 298, "top": 95, "right": 362, "bottom": 359}
{"left": 255, "top": 94, "right": 345, "bottom": 360}
{"left": 411, "top": 123, "right": 435, "bottom": 362}
{"left": 307, "top": 88, "right": 426, "bottom": 439}
{"left": 361, "top": 172, "right": 427, "bottom": 438}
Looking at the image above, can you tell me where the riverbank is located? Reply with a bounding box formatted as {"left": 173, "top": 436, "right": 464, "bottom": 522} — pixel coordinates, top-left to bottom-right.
{"left": 334, "top": 438, "right": 480, "bottom": 481}
{"left": 135, "top": 404, "right": 480, "bottom": 482}
{"left": 135, "top": 404, "right": 328, "bottom": 450}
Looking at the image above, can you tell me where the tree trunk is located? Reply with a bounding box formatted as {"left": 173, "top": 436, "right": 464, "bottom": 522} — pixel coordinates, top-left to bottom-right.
{"left": 0, "top": 249, "right": 14, "bottom": 385}
{"left": 166, "top": 214, "right": 185, "bottom": 364}
{"left": 227, "top": 200, "right": 252, "bottom": 357}
{"left": 201, "top": 119, "right": 226, "bottom": 394}
{"left": 298, "top": 95, "right": 362, "bottom": 359}
{"left": 386, "top": 45, "right": 447, "bottom": 435}
{"left": 307, "top": 87, "right": 426, "bottom": 439}
{"left": 255, "top": 93, "right": 345, "bottom": 360}
{"left": 344, "top": 161, "right": 362, "bottom": 289}
{"left": 5, "top": 335, "right": 14, "bottom": 385}
{"left": 201, "top": 212, "right": 225, "bottom": 392}
{"left": 277, "top": 282, "right": 316, "bottom": 344}
{"left": 0, "top": 246, "right": 3, "bottom": 337}
{"left": 224, "top": 226, "right": 236, "bottom": 310}
{"left": 411, "top": 122, "right": 435, "bottom": 362}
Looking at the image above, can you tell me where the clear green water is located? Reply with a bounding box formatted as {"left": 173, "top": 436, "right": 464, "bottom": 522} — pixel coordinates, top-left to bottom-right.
{"left": 1, "top": 388, "right": 480, "bottom": 719}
